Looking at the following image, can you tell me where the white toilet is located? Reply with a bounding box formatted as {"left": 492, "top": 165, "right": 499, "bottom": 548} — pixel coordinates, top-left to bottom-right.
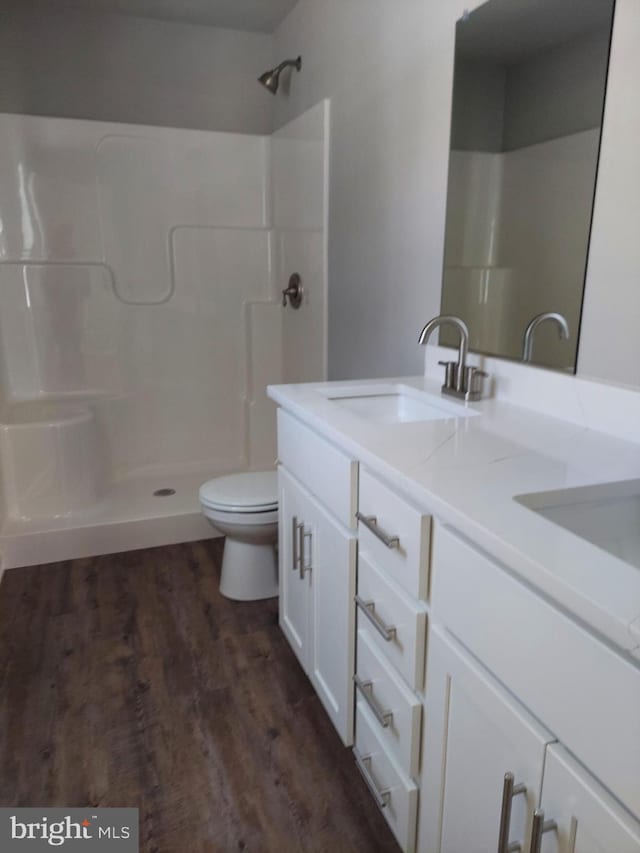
{"left": 199, "top": 471, "right": 279, "bottom": 601}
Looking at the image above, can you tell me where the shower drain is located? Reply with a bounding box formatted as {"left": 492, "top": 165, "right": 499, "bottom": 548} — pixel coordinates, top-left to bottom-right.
{"left": 153, "top": 488, "right": 176, "bottom": 497}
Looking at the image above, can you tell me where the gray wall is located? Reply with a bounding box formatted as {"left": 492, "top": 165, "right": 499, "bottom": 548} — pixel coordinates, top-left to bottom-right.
{"left": 0, "top": 5, "right": 275, "bottom": 134}
{"left": 451, "top": 27, "right": 611, "bottom": 153}
{"left": 503, "top": 28, "right": 611, "bottom": 150}
{"left": 450, "top": 61, "right": 505, "bottom": 152}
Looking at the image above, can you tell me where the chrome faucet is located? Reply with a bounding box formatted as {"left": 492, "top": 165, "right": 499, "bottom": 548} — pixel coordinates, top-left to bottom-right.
{"left": 419, "top": 315, "right": 487, "bottom": 401}
{"left": 522, "top": 312, "right": 569, "bottom": 363}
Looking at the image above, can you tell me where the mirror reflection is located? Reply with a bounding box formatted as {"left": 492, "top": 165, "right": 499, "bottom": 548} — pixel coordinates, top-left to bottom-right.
{"left": 440, "top": 0, "right": 615, "bottom": 371}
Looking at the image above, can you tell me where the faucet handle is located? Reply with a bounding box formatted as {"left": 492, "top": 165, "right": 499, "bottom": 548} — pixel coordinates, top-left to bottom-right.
{"left": 464, "top": 365, "right": 489, "bottom": 400}
{"left": 465, "top": 365, "right": 488, "bottom": 378}
{"left": 438, "top": 360, "right": 458, "bottom": 390}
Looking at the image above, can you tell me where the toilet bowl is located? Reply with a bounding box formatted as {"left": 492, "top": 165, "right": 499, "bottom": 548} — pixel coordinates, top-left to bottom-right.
{"left": 199, "top": 471, "right": 278, "bottom": 601}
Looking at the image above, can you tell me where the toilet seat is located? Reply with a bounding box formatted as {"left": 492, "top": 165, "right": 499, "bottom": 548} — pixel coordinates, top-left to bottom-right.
{"left": 201, "top": 505, "right": 279, "bottom": 527}
{"left": 199, "top": 471, "right": 278, "bottom": 514}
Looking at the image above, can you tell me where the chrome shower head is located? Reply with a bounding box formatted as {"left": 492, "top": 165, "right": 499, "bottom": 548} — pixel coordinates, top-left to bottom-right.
{"left": 258, "top": 56, "right": 302, "bottom": 95}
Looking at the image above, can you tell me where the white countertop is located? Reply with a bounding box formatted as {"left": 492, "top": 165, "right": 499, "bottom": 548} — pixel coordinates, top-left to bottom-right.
{"left": 268, "top": 376, "right": 640, "bottom": 660}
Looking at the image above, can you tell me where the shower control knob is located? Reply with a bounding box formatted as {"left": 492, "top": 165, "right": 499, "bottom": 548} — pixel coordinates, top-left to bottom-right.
{"left": 282, "top": 273, "right": 303, "bottom": 309}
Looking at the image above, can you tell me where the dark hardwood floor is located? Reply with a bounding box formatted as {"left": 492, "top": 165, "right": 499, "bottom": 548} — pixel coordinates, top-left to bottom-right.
{"left": 0, "top": 540, "right": 399, "bottom": 852}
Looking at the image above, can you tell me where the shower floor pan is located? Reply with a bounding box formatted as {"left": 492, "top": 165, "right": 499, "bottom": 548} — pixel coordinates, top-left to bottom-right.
{"left": 0, "top": 468, "right": 218, "bottom": 570}
{"left": 0, "top": 398, "right": 231, "bottom": 569}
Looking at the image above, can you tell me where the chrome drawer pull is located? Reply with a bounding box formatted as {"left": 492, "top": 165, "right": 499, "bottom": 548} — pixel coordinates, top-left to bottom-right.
{"left": 300, "top": 527, "right": 312, "bottom": 580}
{"left": 356, "top": 512, "right": 400, "bottom": 549}
{"left": 353, "top": 747, "right": 391, "bottom": 809}
{"left": 292, "top": 516, "right": 303, "bottom": 572}
{"left": 353, "top": 675, "right": 393, "bottom": 728}
{"left": 529, "top": 810, "right": 557, "bottom": 853}
{"left": 498, "top": 772, "right": 527, "bottom": 853}
{"left": 355, "top": 595, "right": 397, "bottom": 642}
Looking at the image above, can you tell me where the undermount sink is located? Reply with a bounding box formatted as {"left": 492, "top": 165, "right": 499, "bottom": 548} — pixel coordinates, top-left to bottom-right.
{"left": 322, "top": 384, "right": 479, "bottom": 425}
{"left": 515, "top": 479, "right": 640, "bottom": 569}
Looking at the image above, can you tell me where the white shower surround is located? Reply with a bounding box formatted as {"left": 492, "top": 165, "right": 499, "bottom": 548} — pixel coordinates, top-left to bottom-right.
{"left": 0, "top": 104, "right": 329, "bottom": 569}
{"left": 442, "top": 129, "right": 600, "bottom": 367}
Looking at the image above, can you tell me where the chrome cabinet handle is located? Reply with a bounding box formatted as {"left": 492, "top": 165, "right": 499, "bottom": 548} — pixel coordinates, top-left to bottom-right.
{"left": 353, "top": 747, "right": 391, "bottom": 809}
{"left": 292, "top": 516, "right": 303, "bottom": 572}
{"left": 530, "top": 810, "right": 557, "bottom": 853}
{"left": 356, "top": 512, "right": 400, "bottom": 549}
{"left": 498, "top": 772, "right": 527, "bottom": 853}
{"left": 355, "top": 595, "right": 397, "bottom": 642}
{"left": 353, "top": 675, "right": 393, "bottom": 728}
{"left": 298, "top": 521, "right": 305, "bottom": 578}
{"left": 300, "top": 526, "right": 312, "bottom": 580}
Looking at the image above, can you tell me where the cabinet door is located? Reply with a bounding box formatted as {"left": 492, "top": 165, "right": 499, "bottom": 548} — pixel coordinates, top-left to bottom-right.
{"left": 420, "top": 627, "right": 554, "bottom": 853}
{"left": 536, "top": 745, "right": 640, "bottom": 853}
{"left": 278, "top": 467, "right": 311, "bottom": 669}
{"left": 308, "top": 491, "right": 357, "bottom": 746}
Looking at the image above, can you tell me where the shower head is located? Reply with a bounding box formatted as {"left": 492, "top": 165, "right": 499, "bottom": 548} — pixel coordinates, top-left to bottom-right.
{"left": 258, "top": 56, "right": 302, "bottom": 95}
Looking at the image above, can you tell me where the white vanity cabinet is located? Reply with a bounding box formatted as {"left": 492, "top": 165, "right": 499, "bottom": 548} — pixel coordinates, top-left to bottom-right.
{"left": 279, "top": 465, "right": 310, "bottom": 667}
{"left": 358, "top": 467, "right": 432, "bottom": 601}
{"left": 273, "top": 399, "right": 640, "bottom": 853}
{"left": 538, "top": 745, "right": 640, "bottom": 853}
{"left": 354, "top": 467, "right": 431, "bottom": 853}
{"left": 420, "top": 522, "right": 640, "bottom": 853}
{"left": 420, "top": 627, "right": 640, "bottom": 853}
{"left": 308, "top": 487, "right": 357, "bottom": 743}
{"left": 420, "top": 627, "right": 554, "bottom": 853}
{"left": 429, "top": 523, "right": 640, "bottom": 824}
{"left": 277, "top": 412, "right": 358, "bottom": 746}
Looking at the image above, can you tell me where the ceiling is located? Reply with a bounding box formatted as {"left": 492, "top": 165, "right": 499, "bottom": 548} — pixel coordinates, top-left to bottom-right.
{"left": 13, "top": 0, "right": 300, "bottom": 32}
{"left": 456, "top": 0, "right": 614, "bottom": 65}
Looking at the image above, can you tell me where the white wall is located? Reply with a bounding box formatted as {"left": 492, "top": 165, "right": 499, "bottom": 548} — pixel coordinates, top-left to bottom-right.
{"left": 248, "top": 100, "right": 330, "bottom": 468}
{"left": 272, "top": 102, "right": 329, "bottom": 384}
{"left": 579, "top": 0, "right": 640, "bottom": 388}
{"left": 0, "top": 6, "right": 275, "bottom": 134}
{"left": 274, "top": 0, "right": 467, "bottom": 379}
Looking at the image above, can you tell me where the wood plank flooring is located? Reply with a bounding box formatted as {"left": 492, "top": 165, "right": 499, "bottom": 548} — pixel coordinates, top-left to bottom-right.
{"left": 0, "top": 540, "right": 399, "bottom": 852}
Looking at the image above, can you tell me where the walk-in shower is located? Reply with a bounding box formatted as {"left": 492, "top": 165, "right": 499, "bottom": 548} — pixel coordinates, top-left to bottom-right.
{"left": 0, "top": 100, "right": 329, "bottom": 569}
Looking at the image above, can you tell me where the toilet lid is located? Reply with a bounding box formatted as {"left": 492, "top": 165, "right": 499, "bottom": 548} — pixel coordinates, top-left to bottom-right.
{"left": 199, "top": 471, "right": 278, "bottom": 512}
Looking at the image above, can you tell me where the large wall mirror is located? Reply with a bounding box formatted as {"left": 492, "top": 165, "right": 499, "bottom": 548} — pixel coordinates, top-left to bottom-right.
{"left": 440, "top": 0, "right": 615, "bottom": 372}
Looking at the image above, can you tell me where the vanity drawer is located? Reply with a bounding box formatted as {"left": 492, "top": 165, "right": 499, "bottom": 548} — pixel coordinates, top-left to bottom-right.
{"left": 358, "top": 467, "right": 431, "bottom": 601}
{"left": 354, "top": 702, "right": 419, "bottom": 853}
{"left": 277, "top": 408, "right": 358, "bottom": 528}
{"left": 432, "top": 522, "right": 640, "bottom": 820}
{"left": 357, "top": 551, "right": 428, "bottom": 691}
{"left": 356, "top": 628, "right": 423, "bottom": 778}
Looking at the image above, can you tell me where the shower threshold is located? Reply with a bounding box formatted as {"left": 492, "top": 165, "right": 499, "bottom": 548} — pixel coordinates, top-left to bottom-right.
{"left": 0, "top": 469, "right": 219, "bottom": 570}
